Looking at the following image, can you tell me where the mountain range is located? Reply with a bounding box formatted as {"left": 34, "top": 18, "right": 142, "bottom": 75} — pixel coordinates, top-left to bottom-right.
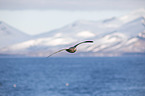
{"left": 0, "top": 9, "right": 145, "bottom": 57}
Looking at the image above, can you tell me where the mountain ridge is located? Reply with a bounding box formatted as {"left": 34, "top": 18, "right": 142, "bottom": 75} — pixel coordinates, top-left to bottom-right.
{"left": 0, "top": 9, "right": 145, "bottom": 57}
{"left": 0, "top": 21, "right": 31, "bottom": 48}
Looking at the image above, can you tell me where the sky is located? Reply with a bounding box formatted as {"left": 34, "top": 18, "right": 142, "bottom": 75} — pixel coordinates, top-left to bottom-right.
{"left": 0, "top": 0, "right": 145, "bottom": 35}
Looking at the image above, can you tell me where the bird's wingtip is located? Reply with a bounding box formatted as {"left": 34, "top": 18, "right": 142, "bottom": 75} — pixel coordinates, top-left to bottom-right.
{"left": 86, "top": 40, "right": 93, "bottom": 43}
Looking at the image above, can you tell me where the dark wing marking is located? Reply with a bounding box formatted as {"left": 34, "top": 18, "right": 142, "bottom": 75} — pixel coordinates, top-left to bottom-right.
{"left": 47, "top": 49, "right": 67, "bottom": 57}
{"left": 74, "top": 41, "right": 93, "bottom": 47}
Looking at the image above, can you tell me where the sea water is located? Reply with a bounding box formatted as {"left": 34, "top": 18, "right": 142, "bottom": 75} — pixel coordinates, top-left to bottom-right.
{"left": 0, "top": 57, "right": 145, "bottom": 96}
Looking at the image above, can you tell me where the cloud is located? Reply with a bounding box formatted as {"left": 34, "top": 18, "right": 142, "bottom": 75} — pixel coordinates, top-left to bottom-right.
{"left": 0, "top": 0, "right": 145, "bottom": 10}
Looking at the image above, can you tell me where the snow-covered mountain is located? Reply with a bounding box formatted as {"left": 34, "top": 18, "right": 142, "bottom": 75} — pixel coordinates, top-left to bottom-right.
{"left": 0, "top": 9, "right": 145, "bottom": 57}
{"left": 0, "top": 21, "right": 31, "bottom": 48}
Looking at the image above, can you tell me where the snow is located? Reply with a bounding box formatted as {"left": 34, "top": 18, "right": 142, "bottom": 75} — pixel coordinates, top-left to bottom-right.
{"left": 54, "top": 33, "right": 62, "bottom": 37}
{"left": 44, "top": 38, "right": 74, "bottom": 46}
{"left": 1, "top": 9, "right": 145, "bottom": 56}
{"left": 77, "top": 31, "right": 95, "bottom": 38}
{"left": 0, "top": 21, "right": 30, "bottom": 48}
{"left": 125, "top": 38, "right": 138, "bottom": 45}
{"left": 102, "top": 33, "right": 126, "bottom": 43}
{"left": 138, "top": 31, "right": 145, "bottom": 38}
{"left": 1, "top": 37, "right": 75, "bottom": 51}
{"left": 119, "top": 8, "right": 145, "bottom": 23}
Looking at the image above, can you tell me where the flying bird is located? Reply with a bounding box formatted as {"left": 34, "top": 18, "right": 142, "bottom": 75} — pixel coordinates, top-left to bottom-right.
{"left": 48, "top": 40, "right": 93, "bottom": 57}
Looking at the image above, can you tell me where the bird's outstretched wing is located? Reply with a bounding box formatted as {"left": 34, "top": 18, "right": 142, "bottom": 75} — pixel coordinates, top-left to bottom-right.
{"left": 47, "top": 49, "right": 67, "bottom": 57}
{"left": 74, "top": 40, "right": 93, "bottom": 47}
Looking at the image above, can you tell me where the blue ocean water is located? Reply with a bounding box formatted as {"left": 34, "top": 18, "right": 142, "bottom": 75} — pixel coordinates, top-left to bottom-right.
{"left": 0, "top": 57, "right": 145, "bottom": 96}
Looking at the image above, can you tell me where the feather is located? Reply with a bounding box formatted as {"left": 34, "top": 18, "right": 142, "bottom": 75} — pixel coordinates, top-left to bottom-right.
{"left": 74, "top": 41, "right": 93, "bottom": 47}
{"left": 47, "top": 49, "right": 67, "bottom": 57}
